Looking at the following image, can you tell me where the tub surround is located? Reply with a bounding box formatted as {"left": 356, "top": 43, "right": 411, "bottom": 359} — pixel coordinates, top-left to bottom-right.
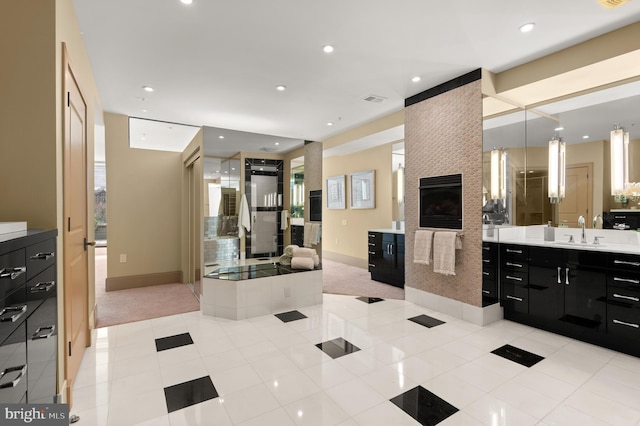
{"left": 201, "top": 263, "right": 322, "bottom": 320}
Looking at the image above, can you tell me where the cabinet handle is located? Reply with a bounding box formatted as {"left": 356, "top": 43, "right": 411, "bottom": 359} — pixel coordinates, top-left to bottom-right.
{"left": 614, "top": 216, "right": 627, "bottom": 219}
{"left": 0, "top": 365, "right": 27, "bottom": 389}
{"left": 32, "top": 325, "right": 55, "bottom": 340}
{"left": 614, "top": 260, "right": 640, "bottom": 267}
{"left": 0, "top": 305, "right": 27, "bottom": 322}
{"left": 368, "top": 243, "right": 375, "bottom": 246}
{"left": 506, "top": 295, "right": 523, "bottom": 302}
{"left": 482, "top": 259, "right": 490, "bottom": 263}
{"left": 557, "top": 267, "right": 562, "bottom": 284}
{"left": 613, "top": 319, "right": 639, "bottom": 329}
{"left": 565, "top": 267, "right": 570, "bottom": 285}
{"left": 613, "top": 277, "right": 640, "bottom": 284}
{"left": 0, "top": 266, "right": 26, "bottom": 280}
{"left": 30, "top": 281, "right": 55, "bottom": 293}
{"left": 30, "top": 252, "right": 54, "bottom": 260}
{"left": 505, "top": 275, "right": 522, "bottom": 282}
{"left": 506, "top": 262, "right": 522, "bottom": 268}
{"left": 482, "top": 246, "right": 490, "bottom": 251}
{"left": 482, "top": 272, "right": 489, "bottom": 276}
{"left": 368, "top": 251, "right": 375, "bottom": 255}
{"left": 613, "top": 293, "right": 640, "bottom": 302}
{"left": 369, "top": 264, "right": 375, "bottom": 268}
{"left": 506, "top": 249, "right": 522, "bottom": 254}
{"left": 482, "top": 290, "right": 490, "bottom": 294}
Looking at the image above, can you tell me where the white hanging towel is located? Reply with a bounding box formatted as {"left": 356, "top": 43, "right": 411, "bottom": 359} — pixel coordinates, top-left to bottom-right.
{"left": 280, "top": 210, "right": 290, "bottom": 230}
{"left": 413, "top": 230, "right": 433, "bottom": 265}
{"left": 433, "top": 231, "right": 457, "bottom": 275}
{"left": 310, "top": 223, "right": 321, "bottom": 245}
{"left": 303, "top": 222, "right": 312, "bottom": 247}
{"left": 238, "top": 194, "right": 251, "bottom": 237}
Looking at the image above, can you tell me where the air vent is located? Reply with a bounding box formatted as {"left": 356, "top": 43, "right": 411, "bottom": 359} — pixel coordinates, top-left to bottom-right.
{"left": 598, "top": 0, "right": 630, "bottom": 8}
{"left": 363, "top": 94, "right": 387, "bottom": 103}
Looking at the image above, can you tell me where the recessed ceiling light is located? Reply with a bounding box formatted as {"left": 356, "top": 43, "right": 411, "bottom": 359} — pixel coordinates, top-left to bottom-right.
{"left": 274, "top": 142, "right": 280, "bottom": 146}
{"left": 276, "top": 85, "right": 287, "bottom": 91}
{"left": 231, "top": 168, "right": 235, "bottom": 170}
{"left": 583, "top": 135, "right": 589, "bottom": 139}
{"left": 411, "top": 76, "right": 421, "bottom": 83}
{"left": 180, "top": 0, "right": 193, "bottom": 4}
{"left": 260, "top": 168, "right": 264, "bottom": 171}
{"left": 327, "top": 122, "right": 334, "bottom": 126}
{"left": 142, "top": 86, "right": 154, "bottom": 92}
{"left": 141, "top": 109, "right": 148, "bottom": 112}
{"left": 323, "top": 45, "right": 334, "bottom": 53}
{"left": 215, "top": 170, "right": 219, "bottom": 173}
{"left": 519, "top": 23, "right": 535, "bottom": 33}
{"left": 218, "top": 135, "right": 224, "bottom": 139}
{"left": 554, "top": 126, "right": 564, "bottom": 131}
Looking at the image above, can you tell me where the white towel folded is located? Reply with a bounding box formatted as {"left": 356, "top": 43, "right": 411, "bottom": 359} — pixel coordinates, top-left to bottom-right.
{"left": 292, "top": 247, "right": 317, "bottom": 258}
{"left": 291, "top": 257, "right": 315, "bottom": 270}
{"left": 413, "top": 230, "right": 433, "bottom": 265}
{"left": 433, "top": 231, "right": 457, "bottom": 276}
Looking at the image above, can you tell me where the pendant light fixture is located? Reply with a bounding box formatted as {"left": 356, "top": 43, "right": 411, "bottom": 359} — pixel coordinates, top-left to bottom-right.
{"left": 490, "top": 148, "right": 506, "bottom": 200}
{"left": 610, "top": 124, "right": 629, "bottom": 196}
{"left": 548, "top": 136, "right": 566, "bottom": 204}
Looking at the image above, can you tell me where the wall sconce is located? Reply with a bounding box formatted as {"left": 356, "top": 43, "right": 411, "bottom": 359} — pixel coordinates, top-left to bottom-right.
{"left": 548, "top": 136, "right": 566, "bottom": 204}
{"left": 610, "top": 124, "right": 629, "bottom": 196}
{"left": 490, "top": 148, "right": 506, "bottom": 200}
{"left": 397, "top": 164, "right": 405, "bottom": 205}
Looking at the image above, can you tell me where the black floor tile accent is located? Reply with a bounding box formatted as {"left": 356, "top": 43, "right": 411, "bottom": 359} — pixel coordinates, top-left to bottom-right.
{"left": 275, "top": 310, "right": 308, "bottom": 323}
{"left": 315, "top": 337, "right": 360, "bottom": 359}
{"left": 164, "top": 376, "right": 218, "bottom": 413}
{"left": 155, "top": 332, "right": 194, "bottom": 352}
{"left": 408, "top": 314, "right": 445, "bottom": 329}
{"left": 390, "top": 386, "right": 459, "bottom": 426}
{"left": 356, "top": 297, "right": 385, "bottom": 304}
{"left": 491, "top": 344, "right": 544, "bottom": 368}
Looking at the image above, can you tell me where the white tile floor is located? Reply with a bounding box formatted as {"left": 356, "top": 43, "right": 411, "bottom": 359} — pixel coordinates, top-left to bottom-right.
{"left": 71, "top": 294, "right": 640, "bottom": 426}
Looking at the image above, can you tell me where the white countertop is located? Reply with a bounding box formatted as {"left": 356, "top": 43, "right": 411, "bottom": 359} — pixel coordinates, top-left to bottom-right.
{"left": 484, "top": 225, "right": 640, "bottom": 255}
{"left": 369, "top": 228, "right": 405, "bottom": 235}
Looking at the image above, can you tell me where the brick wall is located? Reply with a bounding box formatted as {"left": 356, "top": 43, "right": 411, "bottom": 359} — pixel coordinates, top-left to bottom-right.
{"left": 405, "top": 80, "right": 483, "bottom": 307}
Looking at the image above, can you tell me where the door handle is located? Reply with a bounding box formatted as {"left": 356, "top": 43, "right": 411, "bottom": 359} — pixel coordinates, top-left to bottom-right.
{"left": 84, "top": 237, "right": 96, "bottom": 251}
{"left": 557, "top": 267, "right": 562, "bottom": 284}
{"left": 565, "top": 267, "right": 570, "bottom": 285}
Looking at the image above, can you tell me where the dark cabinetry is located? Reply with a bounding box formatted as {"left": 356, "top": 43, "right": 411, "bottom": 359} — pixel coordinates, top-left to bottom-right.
{"left": 0, "top": 230, "right": 58, "bottom": 404}
{"left": 606, "top": 253, "right": 640, "bottom": 354}
{"left": 290, "top": 225, "right": 304, "bottom": 247}
{"left": 603, "top": 211, "right": 640, "bottom": 230}
{"left": 500, "top": 244, "right": 529, "bottom": 314}
{"left": 528, "top": 247, "right": 607, "bottom": 340}
{"left": 368, "top": 231, "right": 404, "bottom": 288}
{"left": 481, "top": 242, "right": 498, "bottom": 306}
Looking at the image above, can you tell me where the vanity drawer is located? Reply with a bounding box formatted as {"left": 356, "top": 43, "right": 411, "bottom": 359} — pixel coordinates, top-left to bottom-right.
{"left": 26, "top": 239, "right": 56, "bottom": 280}
{"left": 482, "top": 242, "right": 498, "bottom": 261}
{"left": 501, "top": 282, "right": 528, "bottom": 314}
{"left": 608, "top": 303, "right": 640, "bottom": 339}
{"left": 608, "top": 253, "right": 640, "bottom": 272}
{"left": 608, "top": 284, "right": 640, "bottom": 309}
{"left": 501, "top": 244, "right": 528, "bottom": 261}
{"left": 482, "top": 264, "right": 496, "bottom": 281}
{"left": 501, "top": 270, "right": 528, "bottom": 286}
{"left": 607, "top": 271, "right": 640, "bottom": 292}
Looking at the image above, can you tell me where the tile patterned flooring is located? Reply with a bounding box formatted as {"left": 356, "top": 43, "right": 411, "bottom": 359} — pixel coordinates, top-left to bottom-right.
{"left": 72, "top": 294, "right": 640, "bottom": 425}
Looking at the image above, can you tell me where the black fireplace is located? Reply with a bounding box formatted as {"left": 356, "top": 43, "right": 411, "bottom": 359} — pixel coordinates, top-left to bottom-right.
{"left": 419, "top": 174, "right": 462, "bottom": 229}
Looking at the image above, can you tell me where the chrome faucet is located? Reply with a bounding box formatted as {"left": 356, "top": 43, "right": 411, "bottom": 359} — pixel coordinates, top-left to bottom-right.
{"left": 578, "top": 215, "right": 586, "bottom": 243}
{"left": 593, "top": 214, "right": 602, "bottom": 229}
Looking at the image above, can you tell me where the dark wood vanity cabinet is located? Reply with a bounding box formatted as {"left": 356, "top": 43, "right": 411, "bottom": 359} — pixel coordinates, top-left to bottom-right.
{"left": 606, "top": 253, "right": 640, "bottom": 354}
{"left": 0, "top": 229, "right": 58, "bottom": 404}
{"left": 499, "top": 242, "right": 640, "bottom": 357}
{"left": 527, "top": 247, "right": 607, "bottom": 341}
{"left": 500, "top": 244, "right": 529, "bottom": 314}
{"left": 481, "top": 242, "right": 498, "bottom": 306}
{"left": 368, "top": 231, "right": 404, "bottom": 288}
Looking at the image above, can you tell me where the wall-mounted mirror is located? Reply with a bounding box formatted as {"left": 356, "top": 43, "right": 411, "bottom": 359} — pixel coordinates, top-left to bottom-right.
{"left": 392, "top": 142, "right": 405, "bottom": 226}
{"left": 483, "top": 79, "right": 640, "bottom": 231}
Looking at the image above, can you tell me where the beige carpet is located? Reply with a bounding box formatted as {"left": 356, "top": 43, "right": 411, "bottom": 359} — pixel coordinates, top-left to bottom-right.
{"left": 94, "top": 248, "right": 200, "bottom": 328}
{"left": 321, "top": 258, "right": 405, "bottom": 300}
{"left": 94, "top": 249, "right": 404, "bottom": 328}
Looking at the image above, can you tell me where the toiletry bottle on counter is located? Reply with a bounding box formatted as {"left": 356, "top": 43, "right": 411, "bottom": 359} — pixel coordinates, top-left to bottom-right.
{"left": 544, "top": 221, "right": 555, "bottom": 241}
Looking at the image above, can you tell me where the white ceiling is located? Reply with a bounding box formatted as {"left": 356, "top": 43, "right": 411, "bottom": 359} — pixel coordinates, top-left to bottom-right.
{"left": 73, "top": 0, "right": 640, "bottom": 152}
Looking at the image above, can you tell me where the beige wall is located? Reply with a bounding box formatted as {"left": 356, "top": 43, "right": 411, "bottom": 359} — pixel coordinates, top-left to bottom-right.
{"left": 105, "top": 113, "right": 183, "bottom": 280}
{"left": 323, "top": 143, "right": 394, "bottom": 263}
{"left": 181, "top": 129, "right": 203, "bottom": 284}
{"left": 0, "top": 0, "right": 103, "bottom": 400}
{"left": 405, "top": 80, "right": 483, "bottom": 307}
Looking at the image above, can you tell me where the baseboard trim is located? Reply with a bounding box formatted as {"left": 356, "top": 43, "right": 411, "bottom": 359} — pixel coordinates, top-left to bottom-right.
{"left": 322, "top": 251, "right": 368, "bottom": 269}
{"left": 106, "top": 271, "right": 182, "bottom": 291}
{"left": 405, "top": 286, "right": 503, "bottom": 326}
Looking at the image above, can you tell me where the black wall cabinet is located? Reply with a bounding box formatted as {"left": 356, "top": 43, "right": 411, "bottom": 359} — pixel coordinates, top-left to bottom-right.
{"left": 368, "top": 232, "right": 404, "bottom": 288}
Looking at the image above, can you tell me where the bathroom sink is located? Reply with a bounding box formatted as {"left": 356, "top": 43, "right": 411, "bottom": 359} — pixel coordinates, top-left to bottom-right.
{"left": 550, "top": 241, "right": 606, "bottom": 249}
